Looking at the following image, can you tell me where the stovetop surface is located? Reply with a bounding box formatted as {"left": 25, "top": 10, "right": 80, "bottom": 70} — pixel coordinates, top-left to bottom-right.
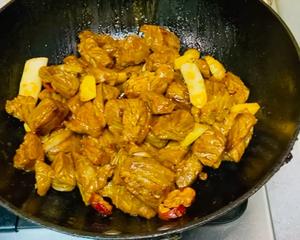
{"left": 0, "top": 187, "right": 274, "bottom": 240}
{"left": 0, "top": 200, "right": 247, "bottom": 232}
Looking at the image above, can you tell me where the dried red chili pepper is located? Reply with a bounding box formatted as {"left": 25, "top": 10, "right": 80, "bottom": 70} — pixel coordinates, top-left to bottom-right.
{"left": 89, "top": 192, "right": 112, "bottom": 217}
{"left": 158, "top": 205, "right": 186, "bottom": 221}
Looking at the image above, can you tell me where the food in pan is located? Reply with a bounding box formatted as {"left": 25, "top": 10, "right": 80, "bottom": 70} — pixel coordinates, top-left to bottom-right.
{"left": 5, "top": 25, "right": 260, "bottom": 220}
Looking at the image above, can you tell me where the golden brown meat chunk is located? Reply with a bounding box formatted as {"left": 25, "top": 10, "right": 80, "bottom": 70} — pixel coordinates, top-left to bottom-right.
{"left": 66, "top": 94, "right": 83, "bottom": 113}
{"left": 205, "top": 78, "right": 228, "bottom": 101}
{"left": 115, "top": 35, "right": 150, "bottom": 67}
{"left": 13, "top": 133, "right": 44, "bottom": 171}
{"left": 142, "top": 92, "right": 175, "bottom": 114}
{"left": 63, "top": 55, "right": 87, "bottom": 72}
{"left": 224, "top": 113, "right": 257, "bottom": 162}
{"left": 5, "top": 95, "right": 36, "bottom": 122}
{"left": 81, "top": 136, "right": 112, "bottom": 166}
{"left": 74, "top": 152, "right": 100, "bottom": 204}
{"left": 145, "top": 50, "right": 179, "bottom": 71}
{"left": 97, "top": 164, "right": 114, "bottom": 192}
{"left": 102, "top": 84, "right": 120, "bottom": 101}
{"left": 41, "top": 128, "right": 73, "bottom": 153}
{"left": 104, "top": 99, "right": 151, "bottom": 143}
{"left": 198, "top": 92, "right": 234, "bottom": 125}
{"left": 156, "top": 64, "right": 175, "bottom": 84}
{"left": 87, "top": 65, "right": 129, "bottom": 86}
{"left": 43, "top": 132, "right": 81, "bottom": 161}
{"left": 28, "top": 98, "right": 69, "bottom": 135}
{"left": 96, "top": 34, "right": 119, "bottom": 55}
{"left": 152, "top": 110, "right": 195, "bottom": 141}
{"left": 157, "top": 142, "right": 188, "bottom": 169}
{"left": 102, "top": 182, "right": 156, "bottom": 219}
{"left": 122, "top": 99, "right": 151, "bottom": 143}
{"left": 166, "top": 81, "right": 190, "bottom": 106}
{"left": 35, "top": 161, "right": 53, "bottom": 196}
{"left": 176, "top": 155, "right": 203, "bottom": 188}
{"left": 145, "top": 131, "right": 168, "bottom": 149}
{"left": 192, "top": 126, "right": 226, "bottom": 168}
{"left": 73, "top": 153, "right": 113, "bottom": 205}
{"left": 98, "top": 129, "right": 120, "bottom": 148}
{"left": 38, "top": 89, "right": 66, "bottom": 103}
{"left": 140, "top": 25, "right": 180, "bottom": 52}
{"left": 78, "top": 31, "right": 113, "bottom": 68}
{"left": 51, "top": 152, "right": 76, "bottom": 192}
{"left": 195, "top": 59, "right": 211, "bottom": 79}
{"left": 119, "top": 156, "right": 175, "bottom": 208}
{"left": 104, "top": 99, "right": 125, "bottom": 136}
{"left": 93, "top": 84, "right": 105, "bottom": 117}
{"left": 39, "top": 65, "right": 80, "bottom": 99}
{"left": 224, "top": 72, "right": 249, "bottom": 104}
{"left": 123, "top": 71, "right": 169, "bottom": 98}
{"left": 65, "top": 102, "right": 106, "bottom": 137}
{"left": 125, "top": 142, "right": 152, "bottom": 158}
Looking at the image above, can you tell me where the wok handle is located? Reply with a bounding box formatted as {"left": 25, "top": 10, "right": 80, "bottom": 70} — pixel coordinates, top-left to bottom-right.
{"left": 263, "top": 0, "right": 273, "bottom": 5}
{"left": 161, "top": 233, "right": 182, "bottom": 240}
{"left": 284, "top": 152, "right": 293, "bottom": 165}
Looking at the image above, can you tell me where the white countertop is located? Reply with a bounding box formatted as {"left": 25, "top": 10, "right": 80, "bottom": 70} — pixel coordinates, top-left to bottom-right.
{"left": 264, "top": 1, "right": 300, "bottom": 240}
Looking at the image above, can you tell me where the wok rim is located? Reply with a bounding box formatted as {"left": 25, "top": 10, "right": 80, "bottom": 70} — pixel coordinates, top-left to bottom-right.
{"left": 0, "top": 0, "right": 299, "bottom": 238}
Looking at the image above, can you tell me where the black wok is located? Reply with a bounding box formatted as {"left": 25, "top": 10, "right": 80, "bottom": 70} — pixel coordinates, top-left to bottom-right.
{"left": 0, "top": 0, "right": 299, "bottom": 239}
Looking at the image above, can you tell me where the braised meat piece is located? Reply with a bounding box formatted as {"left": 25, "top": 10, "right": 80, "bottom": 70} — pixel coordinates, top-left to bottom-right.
{"left": 176, "top": 155, "right": 203, "bottom": 188}
{"left": 115, "top": 35, "right": 150, "bottom": 67}
{"left": 66, "top": 94, "right": 83, "bottom": 113}
{"left": 42, "top": 130, "right": 81, "bottom": 158}
{"left": 51, "top": 152, "right": 76, "bottom": 192}
{"left": 35, "top": 161, "right": 53, "bottom": 196}
{"left": 38, "top": 89, "right": 66, "bottom": 103}
{"left": 195, "top": 59, "right": 211, "bottom": 79}
{"left": 166, "top": 81, "right": 190, "bottom": 106}
{"left": 39, "top": 64, "right": 80, "bottom": 99}
{"left": 123, "top": 71, "right": 169, "bottom": 98}
{"left": 104, "top": 99, "right": 124, "bottom": 136}
{"left": 152, "top": 110, "right": 195, "bottom": 141}
{"left": 65, "top": 102, "right": 105, "bottom": 137}
{"left": 142, "top": 92, "right": 175, "bottom": 114}
{"left": 73, "top": 153, "right": 113, "bottom": 204}
{"left": 119, "top": 155, "right": 175, "bottom": 208}
{"left": 81, "top": 136, "right": 112, "bottom": 166}
{"left": 157, "top": 142, "right": 188, "bottom": 169}
{"left": 224, "top": 72, "right": 249, "bottom": 104}
{"left": 102, "top": 84, "right": 120, "bottom": 101}
{"left": 204, "top": 78, "right": 228, "bottom": 101}
{"left": 145, "top": 131, "right": 168, "bottom": 149}
{"left": 102, "top": 182, "right": 156, "bottom": 219}
{"left": 122, "top": 99, "right": 151, "bottom": 143}
{"left": 140, "top": 25, "right": 180, "bottom": 52}
{"left": 192, "top": 126, "right": 226, "bottom": 168}
{"left": 104, "top": 99, "right": 151, "bottom": 143}
{"left": 5, "top": 95, "right": 36, "bottom": 122}
{"left": 224, "top": 113, "right": 257, "bottom": 162}
{"left": 28, "top": 98, "right": 69, "bottom": 135}
{"left": 14, "top": 133, "right": 44, "bottom": 171}
{"left": 145, "top": 50, "right": 179, "bottom": 71}
{"left": 78, "top": 31, "right": 113, "bottom": 68}
{"left": 198, "top": 92, "right": 234, "bottom": 125}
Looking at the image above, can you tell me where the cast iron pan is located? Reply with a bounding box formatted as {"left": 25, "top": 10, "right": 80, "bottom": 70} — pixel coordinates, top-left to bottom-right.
{"left": 0, "top": 0, "right": 299, "bottom": 239}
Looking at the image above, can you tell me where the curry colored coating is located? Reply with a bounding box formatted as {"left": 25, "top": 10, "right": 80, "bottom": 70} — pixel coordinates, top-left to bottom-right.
{"left": 5, "top": 25, "right": 259, "bottom": 220}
